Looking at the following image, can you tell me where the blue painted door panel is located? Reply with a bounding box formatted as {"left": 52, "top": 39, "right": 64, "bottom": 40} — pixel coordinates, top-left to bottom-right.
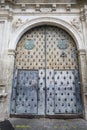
{"left": 16, "top": 70, "right": 38, "bottom": 114}
{"left": 46, "top": 69, "right": 55, "bottom": 115}
{"left": 38, "top": 69, "right": 45, "bottom": 115}
{"left": 74, "top": 70, "right": 82, "bottom": 113}
{"left": 54, "top": 70, "right": 77, "bottom": 114}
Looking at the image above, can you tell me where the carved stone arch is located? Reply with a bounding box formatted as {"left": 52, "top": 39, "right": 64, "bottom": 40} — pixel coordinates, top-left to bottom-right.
{"left": 9, "top": 17, "right": 84, "bottom": 51}
{"left": 9, "top": 17, "right": 87, "bottom": 119}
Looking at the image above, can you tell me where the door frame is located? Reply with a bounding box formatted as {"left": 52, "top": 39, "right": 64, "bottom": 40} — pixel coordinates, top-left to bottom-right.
{"left": 9, "top": 17, "right": 87, "bottom": 119}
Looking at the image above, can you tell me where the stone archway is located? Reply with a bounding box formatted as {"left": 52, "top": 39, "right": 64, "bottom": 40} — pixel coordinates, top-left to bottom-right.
{"left": 9, "top": 17, "right": 84, "bottom": 50}
{"left": 10, "top": 24, "right": 86, "bottom": 118}
{"left": 9, "top": 17, "right": 87, "bottom": 119}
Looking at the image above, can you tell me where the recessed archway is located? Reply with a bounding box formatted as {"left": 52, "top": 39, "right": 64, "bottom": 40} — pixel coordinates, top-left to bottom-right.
{"left": 10, "top": 24, "right": 83, "bottom": 118}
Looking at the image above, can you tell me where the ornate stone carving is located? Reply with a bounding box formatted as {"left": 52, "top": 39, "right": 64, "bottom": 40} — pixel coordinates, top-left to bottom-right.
{"left": 52, "top": 4, "right": 56, "bottom": 11}
{"left": 35, "top": 4, "right": 40, "bottom": 11}
{"left": 12, "top": 18, "right": 23, "bottom": 29}
{"left": 80, "top": 6, "right": 87, "bottom": 22}
{"left": 66, "top": 4, "right": 71, "bottom": 12}
{"left": 21, "top": 4, "right": 26, "bottom": 11}
{"left": 12, "top": 18, "right": 29, "bottom": 29}
{"left": 70, "top": 18, "right": 81, "bottom": 32}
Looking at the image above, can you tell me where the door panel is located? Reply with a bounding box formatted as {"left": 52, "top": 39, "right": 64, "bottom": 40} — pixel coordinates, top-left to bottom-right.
{"left": 16, "top": 70, "right": 38, "bottom": 114}
{"left": 15, "top": 26, "right": 45, "bottom": 70}
{"left": 54, "top": 70, "right": 77, "bottom": 114}
{"left": 45, "top": 26, "right": 78, "bottom": 70}
{"left": 74, "top": 70, "right": 82, "bottom": 113}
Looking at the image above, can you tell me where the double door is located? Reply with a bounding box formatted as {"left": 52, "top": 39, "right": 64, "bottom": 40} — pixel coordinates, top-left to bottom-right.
{"left": 10, "top": 26, "right": 82, "bottom": 116}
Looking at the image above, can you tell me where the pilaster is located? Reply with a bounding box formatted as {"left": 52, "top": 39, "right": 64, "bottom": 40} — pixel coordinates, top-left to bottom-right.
{"left": 78, "top": 49, "right": 87, "bottom": 120}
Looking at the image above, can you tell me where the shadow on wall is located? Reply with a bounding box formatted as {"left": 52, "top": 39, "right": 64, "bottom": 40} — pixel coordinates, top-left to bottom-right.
{"left": 0, "top": 120, "right": 14, "bottom": 130}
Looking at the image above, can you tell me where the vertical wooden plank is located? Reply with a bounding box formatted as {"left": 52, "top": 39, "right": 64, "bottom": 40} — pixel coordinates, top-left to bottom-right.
{"left": 75, "top": 69, "right": 82, "bottom": 113}
{"left": 46, "top": 69, "right": 55, "bottom": 115}
{"left": 38, "top": 69, "right": 45, "bottom": 115}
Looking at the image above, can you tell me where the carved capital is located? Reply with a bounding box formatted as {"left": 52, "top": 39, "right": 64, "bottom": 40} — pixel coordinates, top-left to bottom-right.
{"left": 8, "top": 49, "right": 15, "bottom": 56}
{"left": 78, "top": 49, "right": 86, "bottom": 56}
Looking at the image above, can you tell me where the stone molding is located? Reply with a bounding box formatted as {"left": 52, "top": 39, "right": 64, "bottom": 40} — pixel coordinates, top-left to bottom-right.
{"left": 78, "top": 49, "right": 86, "bottom": 55}
{"left": 0, "top": 0, "right": 81, "bottom": 15}
{"left": 78, "top": 49, "right": 87, "bottom": 93}
{"left": 8, "top": 49, "right": 15, "bottom": 56}
{"left": 80, "top": 6, "right": 87, "bottom": 22}
{"left": 9, "top": 17, "right": 84, "bottom": 51}
{"left": 5, "top": 0, "right": 77, "bottom": 4}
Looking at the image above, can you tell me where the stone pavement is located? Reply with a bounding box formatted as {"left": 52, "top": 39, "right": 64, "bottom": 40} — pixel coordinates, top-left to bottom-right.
{"left": 7, "top": 118, "right": 87, "bottom": 130}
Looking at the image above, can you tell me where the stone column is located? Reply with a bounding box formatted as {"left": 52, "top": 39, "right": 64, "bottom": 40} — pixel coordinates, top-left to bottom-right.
{"left": 0, "top": 49, "right": 15, "bottom": 120}
{"left": 3, "top": 49, "right": 15, "bottom": 120}
{"left": 7, "top": 49, "right": 15, "bottom": 88}
{"left": 78, "top": 49, "right": 87, "bottom": 120}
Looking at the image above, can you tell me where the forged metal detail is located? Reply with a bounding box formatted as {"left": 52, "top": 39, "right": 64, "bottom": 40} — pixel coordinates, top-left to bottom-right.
{"left": 58, "top": 39, "right": 68, "bottom": 49}
{"left": 60, "top": 52, "right": 67, "bottom": 58}
{"left": 11, "top": 26, "right": 82, "bottom": 116}
{"left": 24, "top": 39, "right": 35, "bottom": 50}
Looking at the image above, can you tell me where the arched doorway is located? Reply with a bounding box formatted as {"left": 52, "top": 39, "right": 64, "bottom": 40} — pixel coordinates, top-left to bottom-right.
{"left": 10, "top": 25, "right": 82, "bottom": 117}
